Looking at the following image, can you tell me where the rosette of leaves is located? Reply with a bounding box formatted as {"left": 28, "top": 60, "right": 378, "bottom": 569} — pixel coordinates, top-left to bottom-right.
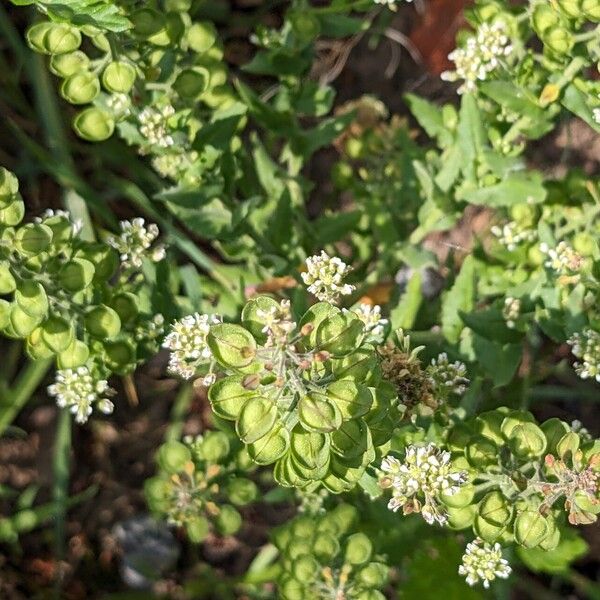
{"left": 206, "top": 296, "right": 401, "bottom": 493}
{"left": 273, "top": 503, "right": 389, "bottom": 600}
{"left": 0, "top": 166, "right": 161, "bottom": 376}
{"left": 442, "top": 407, "right": 600, "bottom": 552}
{"left": 145, "top": 431, "right": 258, "bottom": 543}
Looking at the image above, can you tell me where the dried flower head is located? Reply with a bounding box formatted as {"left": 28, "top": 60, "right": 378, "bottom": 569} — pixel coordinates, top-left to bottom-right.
{"left": 48, "top": 366, "right": 115, "bottom": 424}
{"left": 163, "top": 313, "right": 221, "bottom": 379}
{"left": 379, "top": 443, "right": 468, "bottom": 525}
{"left": 301, "top": 251, "right": 355, "bottom": 303}
{"left": 458, "top": 539, "right": 511, "bottom": 588}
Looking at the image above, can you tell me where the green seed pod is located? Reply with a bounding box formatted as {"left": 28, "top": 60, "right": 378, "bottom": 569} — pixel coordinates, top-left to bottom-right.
{"left": 556, "top": 431, "right": 581, "bottom": 461}
{"left": 131, "top": 8, "right": 165, "bottom": 37}
{"left": 227, "top": 477, "right": 258, "bottom": 506}
{"left": 76, "top": 244, "right": 119, "bottom": 281}
{"left": 208, "top": 375, "right": 255, "bottom": 421}
{"left": 557, "top": 0, "right": 583, "bottom": 18}
{"left": 174, "top": 67, "right": 210, "bottom": 99}
{"left": 43, "top": 23, "right": 81, "bottom": 55}
{"left": 41, "top": 315, "right": 74, "bottom": 353}
{"left": 326, "top": 380, "right": 372, "bottom": 420}
{"left": 26, "top": 327, "right": 55, "bottom": 360}
{"left": 279, "top": 576, "right": 307, "bottom": 600}
{"left": 241, "top": 295, "right": 280, "bottom": 343}
{"left": 345, "top": 532, "right": 372, "bottom": 566}
{"left": 514, "top": 510, "right": 549, "bottom": 548}
{"left": 50, "top": 51, "right": 90, "bottom": 78}
{"left": 478, "top": 491, "right": 513, "bottom": 527}
{"left": 465, "top": 435, "right": 498, "bottom": 468}
{"left": 0, "top": 518, "right": 16, "bottom": 543}
{"left": 0, "top": 299, "right": 10, "bottom": 330}
{"left": 0, "top": 263, "right": 16, "bottom": 295}
{"left": 57, "top": 339, "right": 90, "bottom": 369}
{"left": 164, "top": 0, "right": 192, "bottom": 10}
{"left": 186, "top": 515, "right": 210, "bottom": 543}
{"left": 0, "top": 196, "right": 25, "bottom": 226}
{"left": 316, "top": 313, "right": 365, "bottom": 357}
{"left": 207, "top": 323, "right": 257, "bottom": 369}
{"left": 447, "top": 504, "right": 477, "bottom": 530}
{"left": 298, "top": 301, "right": 340, "bottom": 348}
{"left": 187, "top": 21, "right": 217, "bottom": 53}
{"left": 539, "top": 523, "right": 561, "bottom": 551}
{"left": 573, "top": 232, "right": 598, "bottom": 257}
{"left": 440, "top": 482, "right": 475, "bottom": 509}
{"left": 60, "top": 71, "right": 100, "bottom": 104}
{"left": 246, "top": 422, "right": 290, "bottom": 464}
{"left": 292, "top": 554, "right": 319, "bottom": 582}
{"left": 573, "top": 490, "right": 600, "bottom": 514}
{"left": 42, "top": 213, "right": 74, "bottom": 245}
{"left": 85, "top": 304, "right": 122, "bottom": 339}
{"left": 158, "top": 440, "right": 191, "bottom": 474}
{"left": 354, "top": 591, "right": 386, "bottom": 600}
{"left": 10, "top": 304, "right": 43, "bottom": 337}
{"left": 109, "top": 292, "right": 139, "bottom": 324}
{"left": 331, "top": 418, "right": 371, "bottom": 459}
{"left": 290, "top": 427, "right": 330, "bottom": 471}
{"left": 103, "top": 340, "right": 136, "bottom": 371}
{"left": 313, "top": 532, "right": 340, "bottom": 562}
{"left": 0, "top": 167, "right": 19, "bottom": 206}
{"left": 474, "top": 514, "right": 507, "bottom": 543}
{"left": 236, "top": 396, "right": 277, "bottom": 444}
{"left": 215, "top": 504, "right": 242, "bottom": 536}
{"left": 541, "top": 418, "right": 570, "bottom": 455}
{"left": 102, "top": 61, "right": 136, "bottom": 93}
{"left": 26, "top": 22, "right": 54, "bottom": 54}
{"left": 15, "top": 223, "right": 53, "bottom": 256}
{"left": 15, "top": 281, "right": 48, "bottom": 318}
{"left": 298, "top": 392, "right": 343, "bottom": 432}
{"left": 289, "top": 11, "right": 321, "bottom": 42}
{"left": 144, "top": 476, "right": 170, "bottom": 512}
{"left": 200, "top": 430, "right": 230, "bottom": 463}
{"left": 543, "top": 26, "right": 574, "bottom": 55}
{"left": 500, "top": 410, "right": 535, "bottom": 438}
{"left": 355, "top": 562, "right": 388, "bottom": 588}
{"left": 59, "top": 258, "right": 95, "bottom": 292}
{"left": 475, "top": 410, "right": 508, "bottom": 445}
{"left": 331, "top": 349, "right": 379, "bottom": 384}
{"left": 12, "top": 509, "right": 38, "bottom": 533}
{"left": 73, "top": 108, "right": 115, "bottom": 141}
{"left": 330, "top": 503, "right": 358, "bottom": 534}
{"left": 581, "top": 0, "right": 600, "bottom": 19}
{"left": 532, "top": 5, "right": 562, "bottom": 35}
{"left": 508, "top": 423, "right": 547, "bottom": 459}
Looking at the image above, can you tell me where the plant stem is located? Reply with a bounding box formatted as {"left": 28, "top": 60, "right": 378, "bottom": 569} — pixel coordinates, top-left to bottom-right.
{"left": 0, "top": 359, "right": 53, "bottom": 437}
{"left": 52, "top": 408, "right": 72, "bottom": 599}
{"left": 165, "top": 382, "right": 194, "bottom": 442}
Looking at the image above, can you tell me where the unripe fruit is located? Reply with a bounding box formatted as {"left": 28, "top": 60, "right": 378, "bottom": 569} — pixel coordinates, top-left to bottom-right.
{"left": 50, "top": 51, "right": 90, "bottom": 78}
{"left": 60, "top": 71, "right": 100, "bottom": 104}
{"left": 102, "top": 61, "right": 136, "bottom": 93}
{"left": 215, "top": 504, "right": 242, "bottom": 535}
{"left": 158, "top": 440, "right": 191, "bottom": 473}
{"left": 73, "top": 108, "right": 115, "bottom": 141}
{"left": 85, "top": 304, "right": 121, "bottom": 339}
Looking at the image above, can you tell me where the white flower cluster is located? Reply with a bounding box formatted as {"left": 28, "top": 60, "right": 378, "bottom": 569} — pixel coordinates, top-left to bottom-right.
{"left": 379, "top": 443, "right": 468, "bottom": 526}
{"left": 441, "top": 21, "right": 514, "bottom": 94}
{"left": 163, "top": 313, "right": 221, "bottom": 381}
{"left": 349, "top": 303, "right": 388, "bottom": 339}
{"left": 502, "top": 296, "right": 521, "bottom": 329}
{"left": 540, "top": 241, "right": 583, "bottom": 274}
{"left": 48, "top": 366, "right": 115, "bottom": 424}
{"left": 107, "top": 93, "right": 131, "bottom": 116}
{"left": 108, "top": 218, "right": 165, "bottom": 269}
{"left": 427, "top": 353, "right": 469, "bottom": 395}
{"left": 458, "top": 539, "right": 511, "bottom": 589}
{"left": 256, "top": 299, "right": 296, "bottom": 345}
{"left": 567, "top": 328, "right": 600, "bottom": 382}
{"left": 134, "top": 313, "right": 165, "bottom": 343}
{"left": 151, "top": 151, "right": 199, "bottom": 181}
{"left": 138, "top": 104, "right": 175, "bottom": 148}
{"left": 301, "top": 251, "right": 355, "bottom": 303}
{"left": 34, "top": 209, "right": 82, "bottom": 236}
{"left": 491, "top": 221, "right": 536, "bottom": 251}
{"left": 374, "top": 0, "right": 409, "bottom": 7}
{"left": 594, "top": 108, "right": 600, "bottom": 125}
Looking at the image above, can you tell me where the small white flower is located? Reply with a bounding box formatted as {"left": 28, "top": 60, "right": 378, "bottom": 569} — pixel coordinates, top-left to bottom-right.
{"left": 256, "top": 299, "right": 296, "bottom": 344}
{"left": 427, "top": 353, "right": 469, "bottom": 395}
{"left": 459, "top": 539, "right": 511, "bottom": 588}
{"left": 301, "top": 251, "right": 355, "bottom": 303}
{"left": 567, "top": 328, "right": 600, "bottom": 382}
{"left": 348, "top": 303, "right": 388, "bottom": 339}
{"left": 502, "top": 296, "right": 521, "bottom": 329}
{"left": 441, "top": 21, "right": 513, "bottom": 94}
{"left": 491, "top": 221, "right": 536, "bottom": 251}
{"left": 593, "top": 107, "right": 600, "bottom": 126}
{"left": 48, "top": 366, "right": 115, "bottom": 424}
{"left": 151, "top": 151, "right": 199, "bottom": 180}
{"left": 540, "top": 241, "right": 583, "bottom": 274}
{"left": 108, "top": 218, "right": 164, "bottom": 269}
{"left": 379, "top": 443, "right": 468, "bottom": 526}
{"left": 138, "top": 104, "right": 175, "bottom": 148}
{"left": 374, "top": 0, "right": 410, "bottom": 7}
{"left": 107, "top": 93, "right": 131, "bottom": 116}
{"left": 163, "top": 313, "right": 221, "bottom": 379}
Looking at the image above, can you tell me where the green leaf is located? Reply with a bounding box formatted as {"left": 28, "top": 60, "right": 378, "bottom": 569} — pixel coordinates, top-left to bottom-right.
{"left": 562, "top": 84, "right": 600, "bottom": 133}
{"left": 462, "top": 172, "right": 547, "bottom": 207}
{"left": 193, "top": 102, "right": 247, "bottom": 151}
{"left": 457, "top": 94, "right": 485, "bottom": 181}
{"left": 405, "top": 94, "right": 453, "bottom": 147}
{"left": 460, "top": 308, "right": 523, "bottom": 344}
{"left": 517, "top": 530, "right": 588, "bottom": 574}
{"left": 472, "top": 334, "right": 522, "bottom": 387}
{"left": 390, "top": 271, "right": 422, "bottom": 330}
{"left": 441, "top": 256, "right": 475, "bottom": 343}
